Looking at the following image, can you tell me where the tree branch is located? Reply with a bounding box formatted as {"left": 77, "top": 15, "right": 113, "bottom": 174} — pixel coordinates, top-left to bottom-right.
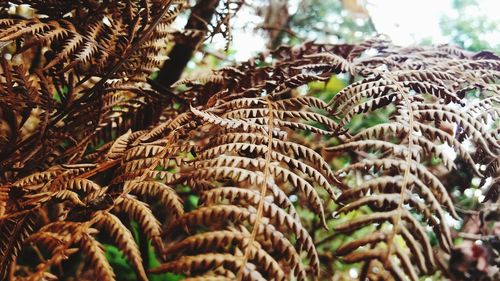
{"left": 156, "top": 0, "right": 221, "bottom": 87}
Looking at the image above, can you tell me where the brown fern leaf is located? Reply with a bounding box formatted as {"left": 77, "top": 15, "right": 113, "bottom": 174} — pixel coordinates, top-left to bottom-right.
{"left": 147, "top": 68, "right": 342, "bottom": 279}
{"left": 92, "top": 211, "right": 148, "bottom": 281}
{"left": 79, "top": 231, "right": 116, "bottom": 281}
{"left": 325, "top": 40, "right": 498, "bottom": 280}
{"left": 0, "top": 212, "right": 36, "bottom": 280}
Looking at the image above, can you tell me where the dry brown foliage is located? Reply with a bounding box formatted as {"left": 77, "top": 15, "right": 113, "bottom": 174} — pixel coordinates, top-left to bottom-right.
{"left": 0, "top": 1, "right": 498, "bottom": 281}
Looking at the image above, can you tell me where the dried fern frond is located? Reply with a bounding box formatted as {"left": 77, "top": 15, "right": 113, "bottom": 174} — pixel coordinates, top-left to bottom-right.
{"left": 1, "top": 1, "right": 183, "bottom": 79}
{"left": 136, "top": 91, "right": 341, "bottom": 279}
{"left": 0, "top": 0, "right": 185, "bottom": 179}
{"left": 324, "top": 40, "right": 498, "bottom": 280}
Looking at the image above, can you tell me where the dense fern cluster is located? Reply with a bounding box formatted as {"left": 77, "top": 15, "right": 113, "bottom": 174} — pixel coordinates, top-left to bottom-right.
{"left": 0, "top": 0, "right": 185, "bottom": 178}
{"left": 0, "top": 1, "right": 499, "bottom": 281}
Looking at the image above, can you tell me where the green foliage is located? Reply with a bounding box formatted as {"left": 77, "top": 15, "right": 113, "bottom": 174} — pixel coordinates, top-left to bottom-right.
{"left": 105, "top": 245, "right": 137, "bottom": 281}
{"left": 280, "top": 0, "right": 376, "bottom": 46}
{"left": 441, "top": 0, "right": 500, "bottom": 52}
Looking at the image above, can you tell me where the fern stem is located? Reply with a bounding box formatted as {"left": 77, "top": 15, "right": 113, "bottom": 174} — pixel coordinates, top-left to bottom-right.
{"left": 237, "top": 96, "right": 275, "bottom": 280}
{"left": 383, "top": 72, "right": 415, "bottom": 266}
